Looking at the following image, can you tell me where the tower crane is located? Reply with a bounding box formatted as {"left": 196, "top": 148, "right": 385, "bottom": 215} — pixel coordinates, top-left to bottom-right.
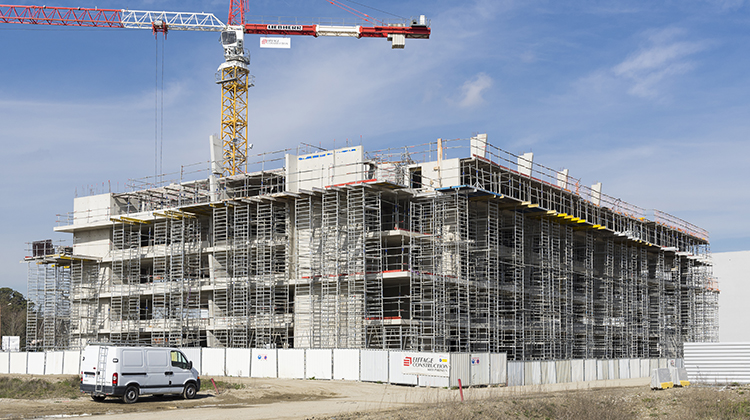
{"left": 0, "top": 2, "right": 431, "bottom": 176}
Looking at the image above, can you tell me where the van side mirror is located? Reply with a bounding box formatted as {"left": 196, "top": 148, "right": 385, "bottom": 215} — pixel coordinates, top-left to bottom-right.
{"left": 188, "top": 361, "right": 193, "bottom": 370}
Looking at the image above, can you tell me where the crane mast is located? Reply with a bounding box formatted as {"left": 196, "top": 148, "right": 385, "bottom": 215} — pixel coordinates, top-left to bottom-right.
{"left": 217, "top": 26, "right": 251, "bottom": 176}
{"left": 0, "top": 3, "right": 431, "bottom": 177}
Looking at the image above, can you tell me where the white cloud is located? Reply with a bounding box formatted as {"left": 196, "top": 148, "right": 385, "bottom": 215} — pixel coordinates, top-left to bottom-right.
{"left": 703, "top": 0, "right": 746, "bottom": 10}
{"left": 612, "top": 28, "right": 707, "bottom": 99}
{"left": 459, "top": 73, "right": 493, "bottom": 108}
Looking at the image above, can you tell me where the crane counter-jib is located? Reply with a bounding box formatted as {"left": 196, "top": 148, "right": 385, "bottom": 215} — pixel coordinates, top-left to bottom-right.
{"left": 243, "top": 23, "right": 431, "bottom": 39}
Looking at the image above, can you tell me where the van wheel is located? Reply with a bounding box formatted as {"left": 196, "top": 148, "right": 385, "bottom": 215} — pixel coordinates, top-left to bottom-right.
{"left": 123, "top": 385, "right": 139, "bottom": 404}
{"left": 182, "top": 383, "right": 197, "bottom": 400}
{"left": 91, "top": 395, "right": 106, "bottom": 402}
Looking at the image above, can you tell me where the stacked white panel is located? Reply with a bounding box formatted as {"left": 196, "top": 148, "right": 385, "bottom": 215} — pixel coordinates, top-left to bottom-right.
{"left": 684, "top": 342, "right": 750, "bottom": 384}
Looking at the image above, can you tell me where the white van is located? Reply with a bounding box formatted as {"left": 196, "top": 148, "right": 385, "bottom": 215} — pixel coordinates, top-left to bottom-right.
{"left": 80, "top": 345, "right": 200, "bottom": 403}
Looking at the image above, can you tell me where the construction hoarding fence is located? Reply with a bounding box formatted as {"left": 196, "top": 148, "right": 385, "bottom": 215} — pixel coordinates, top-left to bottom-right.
{"left": 2, "top": 347, "right": 682, "bottom": 388}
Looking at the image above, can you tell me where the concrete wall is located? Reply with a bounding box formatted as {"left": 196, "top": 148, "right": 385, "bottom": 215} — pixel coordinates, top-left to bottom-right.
{"left": 286, "top": 146, "right": 366, "bottom": 193}
{"left": 714, "top": 251, "right": 750, "bottom": 342}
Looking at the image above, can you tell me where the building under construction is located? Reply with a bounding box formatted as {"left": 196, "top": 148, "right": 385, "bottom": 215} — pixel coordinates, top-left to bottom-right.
{"left": 25, "top": 135, "right": 719, "bottom": 360}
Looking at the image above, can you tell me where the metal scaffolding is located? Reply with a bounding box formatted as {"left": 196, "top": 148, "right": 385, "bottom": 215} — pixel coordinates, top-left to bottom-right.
{"left": 30, "top": 136, "right": 719, "bottom": 358}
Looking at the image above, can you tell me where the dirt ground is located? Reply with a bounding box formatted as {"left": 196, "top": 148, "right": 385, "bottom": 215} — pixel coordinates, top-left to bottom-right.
{"left": 0, "top": 374, "right": 747, "bottom": 420}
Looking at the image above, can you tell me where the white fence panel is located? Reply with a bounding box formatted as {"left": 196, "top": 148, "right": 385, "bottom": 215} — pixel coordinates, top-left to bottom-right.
{"left": 584, "top": 359, "right": 597, "bottom": 381}
{"left": 490, "top": 353, "right": 507, "bottom": 385}
{"left": 333, "top": 349, "right": 359, "bottom": 381}
{"left": 360, "top": 349, "right": 388, "bottom": 383}
{"left": 278, "top": 349, "right": 305, "bottom": 379}
{"left": 27, "top": 352, "right": 44, "bottom": 375}
{"left": 388, "top": 351, "right": 417, "bottom": 385}
{"left": 180, "top": 348, "right": 202, "bottom": 374}
{"left": 470, "top": 353, "right": 490, "bottom": 386}
{"left": 596, "top": 360, "right": 609, "bottom": 381}
{"left": 305, "top": 349, "right": 332, "bottom": 380}
{"left": 0, "top": 352, "right": 9, "bottom": 374}
{"left": 63, "top": 350, "right": 81, "bottom": 375}
{"left": 524, "top": 361, "right": 542, "bottom": 385}
{"left": 507, "top": 361, "right": 524, "bottom": 386}
{"left": 450, "top": 353, "right": 470, "bottom": 388}
{"left": 556, "top": 360, "right": 571, "bottom": 383}
{"left": 541, "top": 361, "right": 556, "bottom": 384}
{"left": 418, "top": 374, "right": 449, "bottom": 387}
{"left": 571, "top": 359, "right": 584, "bottom": 382}
{"left": 251, "top": 349, "right": 278, "bottom": 378}
{"left": 619, "top": 359, "right": 630, "bottom": 379}
{"left": 201, "top": 348, "right": 226, "bottom": 376}
{"left": 629, "top": 359, "right": 640, "bottom": 378}
{"left": 640, "top": 359, "right": 650, "bottom": 378}
{"left": 226, "top": 348, "right": 251, "bottom": 377}
{"left": 9, "top": 352, "right": 26, "bottom": 374}
{"left": 649, "top": 359, "right": 659, "bottom": 372}
{"left": 610, "top": 360, "right": 618, "bottom": 379}
{"left": 659, "top": 358, "right": 667, "bottom": 369}
{"left": 45, "top": 351, "right": 64, "bottom": 375}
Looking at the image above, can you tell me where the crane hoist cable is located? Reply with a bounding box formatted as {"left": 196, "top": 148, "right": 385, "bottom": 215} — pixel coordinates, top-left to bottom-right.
{"left": 154, "top": 35, "right": 165, "bottom": 186}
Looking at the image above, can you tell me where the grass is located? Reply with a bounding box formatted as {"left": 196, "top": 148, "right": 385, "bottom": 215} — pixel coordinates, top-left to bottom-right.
{"left": 322, "top": 385, "right": 750, "bottom": 420}
{"left": 199, "top": 379, "right": 245, "bottom": 392}
{"left": 680, "top": 387, "right": 750, "bottom": 420}
{"left": 0, "top": 376, "right": 81, "bottom": 400}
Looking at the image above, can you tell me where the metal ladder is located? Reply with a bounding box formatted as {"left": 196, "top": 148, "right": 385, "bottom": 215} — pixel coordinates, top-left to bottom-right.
{"left": 95, "top": 346, "right": 108, "bottom": 394}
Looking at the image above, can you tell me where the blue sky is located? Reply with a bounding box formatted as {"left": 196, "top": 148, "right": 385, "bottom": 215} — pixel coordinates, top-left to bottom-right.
{"left": 1, "top": 0, "right": 749, "bottom": 294}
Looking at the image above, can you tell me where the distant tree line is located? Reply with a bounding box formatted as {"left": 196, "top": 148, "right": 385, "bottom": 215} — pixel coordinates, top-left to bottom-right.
{"left": 0, "top": 288, "right": 27, "bottom": 346}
